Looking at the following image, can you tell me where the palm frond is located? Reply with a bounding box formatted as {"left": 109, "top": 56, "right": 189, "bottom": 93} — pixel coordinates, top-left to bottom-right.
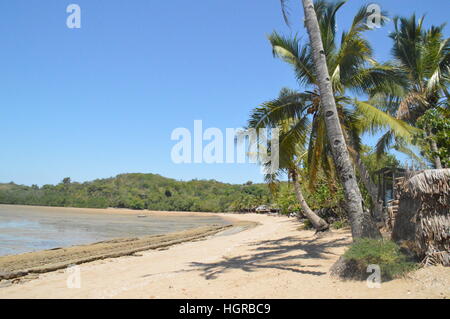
{"left": 393, "top": 142, "right": 428, "bottom": 169}
{"left": 375, "top": 130, "right": 395, "bottom": 159}
{"left": 247, "top": 88, "right": 311, "bottom": 129}
{"left": 354, "top": 100, "right": 420, "bottom": 139}
{"left": 268, "top": 32, "right": 315, "bottom": 86}
{"left": 347, "top": 63, "right": 407, "bottom": 96}
{"left": 279, "top": 0, "right": 291, "bottom": 26}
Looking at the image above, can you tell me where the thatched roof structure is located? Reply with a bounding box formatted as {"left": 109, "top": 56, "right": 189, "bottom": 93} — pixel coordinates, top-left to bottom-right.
{"left": 392, "top": 169, "right": 449, "bottom": 266}
{"left": 401, "top": 169, "right": 450, "bottom": 199}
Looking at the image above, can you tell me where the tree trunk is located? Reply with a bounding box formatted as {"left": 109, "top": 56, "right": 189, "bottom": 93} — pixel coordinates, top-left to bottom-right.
{"left": 291, "top": 170, "right": 329, "bottom": 231}
{"left": 301, "top": 0, "right": 380, "bottom": 239}
{"left": 343, "top": 124, "right": 383, "bottom": 225}
{"left": 430, "top": 139, "right": 443, "bottom": 169}
{"left": 354, "top": 154, "right": 384, "bottom": 223}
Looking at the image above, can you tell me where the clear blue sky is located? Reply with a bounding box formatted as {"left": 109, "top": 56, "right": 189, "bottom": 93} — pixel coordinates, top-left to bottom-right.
{"left": 0, "top": 0, "right": 449, "bottom": 186}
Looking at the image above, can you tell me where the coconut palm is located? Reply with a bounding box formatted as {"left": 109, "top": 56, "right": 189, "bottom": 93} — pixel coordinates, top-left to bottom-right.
{"left": 270, "top": 0, "right": 424, "bottom": 238}
{"left": 247, "top": 88, "right": 329, "bottom": 231}
{"left": 372, "top": 15, "right": 450, "bottom": 168}
{"left": 273, "top": 0, "right": 413, "bottom": 238}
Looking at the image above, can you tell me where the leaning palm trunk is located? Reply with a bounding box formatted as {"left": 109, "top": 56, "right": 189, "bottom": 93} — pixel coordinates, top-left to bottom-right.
{"left": 344, "top": 126, "right": 384, "bottom": 224}
{"left": 301, "top": 0, "right": 380, "bottom": 239}
{"left": 291, "top": 170, "right": 329, "bottom": 231}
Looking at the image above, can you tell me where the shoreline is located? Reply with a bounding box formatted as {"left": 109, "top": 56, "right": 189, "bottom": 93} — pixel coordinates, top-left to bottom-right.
{"left": 0, "top": 219, "right": 257, "bottom": 281}
{"left": 0, "top": 213, "right": 448, "bottom": 298}
{"left": 0, "top": 204, "right": 229, "bottom": 218}
{"left": 0, "top": 204, "right": 254, "bottom": 280}
{"left": 0, "top": 204, "right": 241, "bottom": 259}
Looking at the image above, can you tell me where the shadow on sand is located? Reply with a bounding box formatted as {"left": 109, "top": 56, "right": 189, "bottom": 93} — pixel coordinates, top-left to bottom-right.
{"left": 189, "top": 235, "right": 350, "bottom": 280}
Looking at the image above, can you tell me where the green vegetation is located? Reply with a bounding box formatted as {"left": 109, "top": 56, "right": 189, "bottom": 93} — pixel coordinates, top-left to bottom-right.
{"left": 247, "top": 88, "right": 331, "bottom": 231}
{"left": 331, "top": 220, "right": 348, "bottom": 230}
{"left": 273, "top": 174, "right": 344, "bottom": 213}
{"left": 360, "top": 145, "right": 400, "bottom": 174}
{"left": 343, "top": 239, "right": 417, "bottom": 280}
{"left": 247, "top": 0, "right": 449, "bottom": 239}
{"left": 414, "top": 107, "right": 450, "bottom": 168}
{"left": 2, "top": 1, "right": 448, "bottom": 243}
{"left": 247, "top": 0, "right": 421, "bottom": 236}
{"left": 371, "top": 15, "right": 450, "bottom": 169}
{"left": 0, "top": 173, "right": 270, "bottom": 213}
{"left": 299, "top": 219, "right": 313, "bottom": 230}
{"left": 0, "top": 147, "right": 387, "bottom": 215}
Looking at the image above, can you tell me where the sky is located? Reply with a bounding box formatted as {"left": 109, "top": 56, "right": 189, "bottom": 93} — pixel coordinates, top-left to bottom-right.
{"left": 0, "top": 0, "right": 449, "bottom": 186}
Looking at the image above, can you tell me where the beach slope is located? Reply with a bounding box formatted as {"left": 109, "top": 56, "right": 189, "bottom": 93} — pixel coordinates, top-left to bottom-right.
{"left": 0, "top": 213, "right": 448, "bottom": 298}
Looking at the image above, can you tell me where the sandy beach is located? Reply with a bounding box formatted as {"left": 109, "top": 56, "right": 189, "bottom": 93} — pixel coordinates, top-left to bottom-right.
{"left": 0, "top": 204, "right": 232, "bottom": 257}
{"left": 0, "top": 213, "right": 448, "bottom": 299}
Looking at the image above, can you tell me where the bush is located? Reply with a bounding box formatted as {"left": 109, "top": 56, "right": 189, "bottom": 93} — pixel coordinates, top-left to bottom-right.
{"left": 343, "top": 239, "right": 417, "bottom": 280}
{"left": 299, "top": 219, "right": 313, "bottom": 230}
{"left": 331, "top": 220, "right": 348, "bottom": 229}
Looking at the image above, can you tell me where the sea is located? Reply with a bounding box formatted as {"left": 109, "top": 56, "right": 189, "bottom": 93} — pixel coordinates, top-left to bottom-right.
{"left": 0, "top": 205, "right": 228, "bottom": 256}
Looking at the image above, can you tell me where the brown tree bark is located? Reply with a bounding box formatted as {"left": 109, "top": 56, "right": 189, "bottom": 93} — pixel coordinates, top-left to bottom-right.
{"left": 290, "top": 170, "right": 329, "bottom": 231}
{"left": 301, "top": 0, "right": 381, "bottom": 239}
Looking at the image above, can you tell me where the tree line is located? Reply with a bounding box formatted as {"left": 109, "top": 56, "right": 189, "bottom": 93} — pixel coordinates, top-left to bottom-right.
{"left": 0, "top": 145, "right": 398, "bottom": 215}
{"left": 0, "top": 173, "right": 275, "bottom": 212}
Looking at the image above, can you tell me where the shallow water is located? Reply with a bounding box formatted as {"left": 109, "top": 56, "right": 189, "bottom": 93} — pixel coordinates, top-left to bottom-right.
{"left": 0, "top": 205, "right": 228, "bottom": 256}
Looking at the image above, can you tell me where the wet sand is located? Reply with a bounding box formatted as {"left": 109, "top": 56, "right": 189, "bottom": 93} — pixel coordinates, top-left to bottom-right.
{"left": 0, "top": 205, "right": 230, "bottom": 256}
{"left": 0, "top": 224, "right": 238, "bottom": 281}
{"left": 0, "top": 205, "right": 250, "bottom": 281}
{"left": 0, "top": 213, "right": 448, "bottom": 299}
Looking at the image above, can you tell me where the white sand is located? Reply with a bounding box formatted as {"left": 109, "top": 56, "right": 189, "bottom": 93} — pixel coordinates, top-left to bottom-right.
{"left": 0, "top": 213, "right": 448, "bottom": 299}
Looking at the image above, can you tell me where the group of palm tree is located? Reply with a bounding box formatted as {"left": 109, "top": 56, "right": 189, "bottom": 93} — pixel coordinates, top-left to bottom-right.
{"left": 246, "top": 0, "right": 449, "bottom": 239}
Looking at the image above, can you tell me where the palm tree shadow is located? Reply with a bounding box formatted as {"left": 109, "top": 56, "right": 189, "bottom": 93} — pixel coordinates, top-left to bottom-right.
{"left": 189, "top": 236, "right": 349, "bottom": 280}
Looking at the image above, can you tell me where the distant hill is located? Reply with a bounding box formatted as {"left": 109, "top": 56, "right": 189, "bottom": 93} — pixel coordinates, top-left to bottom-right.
{"left": 0, "top": 173, "right": 271, "bottom": 212}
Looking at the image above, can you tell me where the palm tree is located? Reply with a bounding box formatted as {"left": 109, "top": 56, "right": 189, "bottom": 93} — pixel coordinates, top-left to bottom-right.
{"left": 248, "top": 88, "right": 329, "bottom": 231}
{"left": 273, "top": 1, "right": 422, "bottom": 238}
{"left": 350, "top": 100, "right": 418, "bottom": 220}
{"left": 274, "top": 0, "right": 401, "bottom": 238}
{"left": 372, "top": 15, "right": 450, "bottom": 168}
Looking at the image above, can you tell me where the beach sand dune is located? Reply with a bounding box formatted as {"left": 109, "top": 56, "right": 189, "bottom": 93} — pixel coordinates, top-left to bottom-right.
{"left": 0, "top": 213, "right": 448, "bottom": 299}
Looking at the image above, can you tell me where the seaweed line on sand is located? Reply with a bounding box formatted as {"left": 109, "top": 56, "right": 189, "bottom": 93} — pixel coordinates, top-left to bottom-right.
{"left": 0, "top": 221, "right": 256, "bottom": 281}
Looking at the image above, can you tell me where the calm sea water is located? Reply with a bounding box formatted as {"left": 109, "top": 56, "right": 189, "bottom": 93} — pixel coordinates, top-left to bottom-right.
{"left": 0, "top": 205, "right": 228, "bottom": 256}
